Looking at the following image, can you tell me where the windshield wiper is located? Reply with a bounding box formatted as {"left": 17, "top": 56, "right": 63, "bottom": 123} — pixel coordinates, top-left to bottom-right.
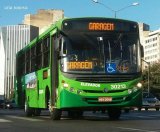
{"left": 97, "top": 37, "right": 105, "bottom": 63}
{"left": 108, "top": 40, "right": 112, "bottom": 63}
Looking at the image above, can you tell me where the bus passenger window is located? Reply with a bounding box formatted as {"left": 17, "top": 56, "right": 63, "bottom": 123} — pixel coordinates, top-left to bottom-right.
{"left": 31, "top": 46, "right": 36, "bottom": 72}
{"left": 36, "top": 41, "right": 43, "bottom": 70}
{"left": 21, "top": 54, "right": 25, "bottom": 75}
{"left": 43, "top": 37, "right": 50, "bottom": 68}
{"left": 25, "top": 50, "right": 31, "bottom": 74}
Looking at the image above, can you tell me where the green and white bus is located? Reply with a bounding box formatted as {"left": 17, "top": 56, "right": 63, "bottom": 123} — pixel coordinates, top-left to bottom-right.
{"left": 15, "top": 17, "right": 143, "bottom": 120}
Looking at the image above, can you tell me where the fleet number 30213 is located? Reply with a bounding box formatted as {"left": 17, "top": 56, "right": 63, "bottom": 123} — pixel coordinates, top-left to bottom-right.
{"left": 111, "top": 84, "right": 126, "bottom": 90}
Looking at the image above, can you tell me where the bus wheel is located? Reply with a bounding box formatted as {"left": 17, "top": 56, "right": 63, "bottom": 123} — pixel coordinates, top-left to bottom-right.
{"left": 68, "top": 110, "right": 83, "bottom": 119}
{"left": 50, "top": 109, "right": 62, "bottom": 120}
{"left": 108, "top": 108, "right": 121, "bottom": 120}
{"left": 34, "top": 108, "right": 41, "bottom": 116}
{"left": 24, "top": 100, "right": 34, "bottom": 117}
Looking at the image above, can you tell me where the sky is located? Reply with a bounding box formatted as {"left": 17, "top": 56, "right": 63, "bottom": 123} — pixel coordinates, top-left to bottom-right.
{"left": 0, "top": 0, "right": 160, "bottom": 31}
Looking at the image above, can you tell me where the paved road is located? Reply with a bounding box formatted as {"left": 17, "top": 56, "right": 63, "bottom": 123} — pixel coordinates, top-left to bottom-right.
{"left": 0, "top": 109, "right": 160, "bottom": 132}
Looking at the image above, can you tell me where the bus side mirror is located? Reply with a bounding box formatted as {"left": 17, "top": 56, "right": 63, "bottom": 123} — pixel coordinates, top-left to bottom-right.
{"left": 141, "top": 45, "right": 144, "bottom": 58}
{"left": 60, "top": 41, "right": 67, "bottom": 57}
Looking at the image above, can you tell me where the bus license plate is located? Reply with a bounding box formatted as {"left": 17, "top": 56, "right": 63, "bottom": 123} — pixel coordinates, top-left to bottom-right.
{"left": 98, "top": 97, "right": 112, "bottom": 102}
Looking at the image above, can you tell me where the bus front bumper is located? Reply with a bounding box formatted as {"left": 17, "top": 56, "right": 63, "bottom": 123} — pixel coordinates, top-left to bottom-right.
{"left": 59, "top": 89, "right": 142, "bottom": 110}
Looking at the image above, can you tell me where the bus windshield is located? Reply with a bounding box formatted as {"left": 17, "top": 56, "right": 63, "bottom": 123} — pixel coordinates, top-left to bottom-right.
{"left": 60, "top": 32, "right": 141, "bottom": 74}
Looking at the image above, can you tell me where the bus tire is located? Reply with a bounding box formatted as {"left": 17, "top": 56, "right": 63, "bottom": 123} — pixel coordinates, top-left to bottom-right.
{"left": 24, "top": 100, "right": 33, "bottom": 117}
{"left": 50, "top": 109, "right": 61, "bottom": 120}
{"left": 108, "top": 108, "right": 121, "bottom": 120}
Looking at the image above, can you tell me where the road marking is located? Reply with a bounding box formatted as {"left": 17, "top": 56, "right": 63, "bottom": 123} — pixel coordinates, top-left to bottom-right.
{"left": 6, "top": 115, "right": 44, "bottom": 122}
{"left": 116, "top": 127, "right": 158, "bottom": 132}
{"left": 0, "top": 119, "right": 12, "bottom": 123}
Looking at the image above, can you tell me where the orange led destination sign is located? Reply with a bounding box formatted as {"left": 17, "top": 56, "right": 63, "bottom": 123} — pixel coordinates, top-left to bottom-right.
{"left": 67, "top": 61, "right": 93, "bottom": 70}
{"left": 89, "top": 22, "right": 115, "bottom": 31}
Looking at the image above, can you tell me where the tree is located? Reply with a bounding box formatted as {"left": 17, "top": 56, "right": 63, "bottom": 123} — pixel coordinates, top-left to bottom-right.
{"left": 142, "top": 61, "right": 160, "bottom": 93}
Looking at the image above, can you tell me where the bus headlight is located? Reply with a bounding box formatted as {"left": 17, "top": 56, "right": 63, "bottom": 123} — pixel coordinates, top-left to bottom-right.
{"left": 133, "top": 87, "right": 138, "bottom": 92}
{"left": 128, "top": 89, "right": 132, "bottom": 94}
{"left": 131, "top": 82, "right": 143, "bottom": 93}
{"left": 136, "top": 82, "right": 143, "bottom": 88}
{"left": 63, "top": 83, "right": 69, "bottom": 88}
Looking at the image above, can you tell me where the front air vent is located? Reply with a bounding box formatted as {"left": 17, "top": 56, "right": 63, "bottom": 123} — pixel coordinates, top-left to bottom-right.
{"left": 83, "top": 89, "right": 126, "bottom": 93}
{"left": 76, "top": 75, "right": 138, "bottom": 83}
{"left": 62, "top": 73, "right": 140, "bottom": 83}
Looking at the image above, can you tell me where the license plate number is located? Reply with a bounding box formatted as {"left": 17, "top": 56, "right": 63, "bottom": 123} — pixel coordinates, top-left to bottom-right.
{"left": 98, "top": 97, "right": 112, "bottom": 102}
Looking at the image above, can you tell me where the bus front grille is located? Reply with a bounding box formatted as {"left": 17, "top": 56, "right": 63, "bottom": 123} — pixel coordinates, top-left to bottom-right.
{"left": 83, "top": 89, "right": 126, "bottom": 93}
{"left": 62, "top": 73, "right": 140, "bottom": 83}
{"left": 76, "top": 75, "right": 137, "bottom": 83}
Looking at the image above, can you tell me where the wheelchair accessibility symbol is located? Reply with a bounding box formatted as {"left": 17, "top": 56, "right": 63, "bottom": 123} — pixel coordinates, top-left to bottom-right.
{"left": 106, "top": 63, "right": 117, "bottom": 73}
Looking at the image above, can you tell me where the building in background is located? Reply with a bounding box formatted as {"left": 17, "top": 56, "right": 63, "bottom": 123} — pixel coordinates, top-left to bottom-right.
{"left": 143, "top": 30, "right": 160, "bottom": 68}
{"left": 0, "top": 28, "right": 5, "bottom": 99}
{"left": 139, "top": 23, "right": 151, "bottom": 70}
{"left": 139, "top": 23, "right": 160, "bottom": 69}
{"left": 139, "top": 23, "right": 150, "bottom": 44}
{"left": 0, "top": 9, "right": 64, "bottom": 100}
{"left": 0, "top": 25, "right": 39, "bottom": 99}
{"left": 139, "top": 24, "right": 160, "bottom": 94}
{"left": 23, "top": 9, "right": 64, "bottom": 34}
